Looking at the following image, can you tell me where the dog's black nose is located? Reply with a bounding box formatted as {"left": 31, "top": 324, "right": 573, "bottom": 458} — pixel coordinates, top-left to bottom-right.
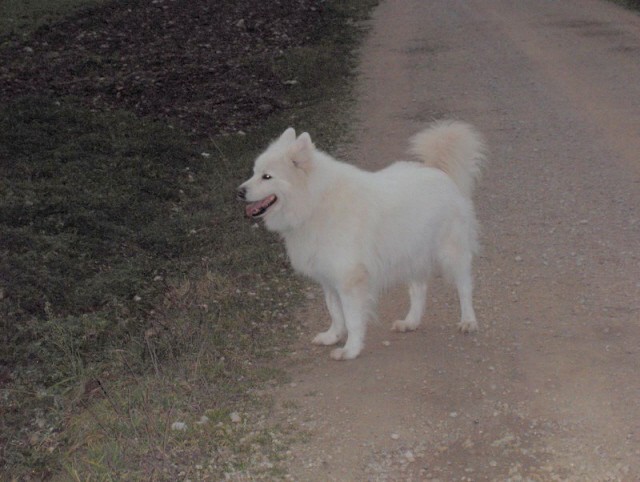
{"left": 236, "top": 187, "right": 247, "bottom": 201}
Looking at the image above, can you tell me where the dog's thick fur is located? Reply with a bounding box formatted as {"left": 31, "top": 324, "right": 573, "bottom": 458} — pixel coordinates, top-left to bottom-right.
{"left": 238, "top": 121, "right": 485, "bottom": 360}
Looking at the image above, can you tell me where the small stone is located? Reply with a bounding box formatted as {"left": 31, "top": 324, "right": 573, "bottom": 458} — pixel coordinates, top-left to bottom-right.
{"left": 230, "top": 412, "right": 241, "bottom": 423}
{"left": 391, "top": 433, "right": 400, "bottom": 440}
{"left": 171, "top": 422, "right": 187, "bottom": 431}
{"left": 449, "top": 412, "right": 458, "bottom": 418}
{"left": 382, "top": 340, "right": 391, "bottom": 346}
{"left": 196, "top": 415, "right": 210, "bottom": 425}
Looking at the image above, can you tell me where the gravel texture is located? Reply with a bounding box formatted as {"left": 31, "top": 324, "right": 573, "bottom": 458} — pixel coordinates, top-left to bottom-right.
{"left": 264, "top": 0, "right": 640, "bottom": 479}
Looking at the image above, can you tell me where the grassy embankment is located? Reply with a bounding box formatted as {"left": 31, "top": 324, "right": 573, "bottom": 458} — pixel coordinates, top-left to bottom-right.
{"left": 612, "top": 0, "right": 640, "bottom": 10}
{"left": 0, "top": 0, "right": 376, "bottom": 478}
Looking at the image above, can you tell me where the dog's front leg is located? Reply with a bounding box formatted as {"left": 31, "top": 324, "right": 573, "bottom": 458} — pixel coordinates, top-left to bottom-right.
{"left": 330, "top": 268, "right": 370, "bottom": 360}
{"left": 330, "top": 288, "right": 367, "bottom": 360}
{"left": 312, "top": 286, "right": 346, "bottom": 346}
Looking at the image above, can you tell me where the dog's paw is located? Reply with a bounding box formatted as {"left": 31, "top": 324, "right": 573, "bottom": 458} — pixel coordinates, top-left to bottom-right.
{"left": 330, "top": 347, "right": 359, "bottom": 361}
{"left": 457, "top": 319, "right": 478, "bottom": 334}
{"left": 391, "top": 319, "right": 419, "bottom": 333}
{"left": 312, "top": 331, "right": 342, "bottom": 346}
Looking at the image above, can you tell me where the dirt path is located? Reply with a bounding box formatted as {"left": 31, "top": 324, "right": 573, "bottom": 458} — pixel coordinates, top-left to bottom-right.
{"left": 272, "top": 1, "right": 640, "bottom": 480}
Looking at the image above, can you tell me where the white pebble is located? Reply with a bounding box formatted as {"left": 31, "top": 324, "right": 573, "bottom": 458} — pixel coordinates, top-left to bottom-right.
{"left": 171, "top": 422, "right": 187, "bottom": 431}
{"left": 196, "top": 415, "right": 210, "bottom": 425}
{"left": 230, "top": 412, "right": 241, "bottom": 423}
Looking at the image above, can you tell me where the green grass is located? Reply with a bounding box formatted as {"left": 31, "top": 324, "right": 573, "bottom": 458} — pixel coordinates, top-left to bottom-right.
{"left": 0, "top": 96, "right": 304, "bottom": 479}
{"left": 1, "top": 98, "right": 196, "bottom": 320}
{"left": 611, "top": 0, "right": 640, "bottom": 10}
{"left": 0, "top": 0, "right": 378, "bottom": 479}
{"left": 0, "top": 0, "right": 107, "bottom": 36}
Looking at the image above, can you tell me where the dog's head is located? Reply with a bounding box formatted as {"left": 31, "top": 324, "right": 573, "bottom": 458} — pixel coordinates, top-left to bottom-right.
{"left": 237, "top": 127, "right": 315, "bottom": 232}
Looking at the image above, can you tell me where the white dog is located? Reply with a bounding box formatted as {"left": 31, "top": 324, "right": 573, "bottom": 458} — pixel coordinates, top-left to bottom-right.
{"left": 238, "top": 121, "right": 485, "bottom": 360}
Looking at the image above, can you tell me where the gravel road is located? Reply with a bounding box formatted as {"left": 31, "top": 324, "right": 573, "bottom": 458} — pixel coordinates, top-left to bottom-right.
{"left": 272, "top": 1, "right": 640, "bottom": 480}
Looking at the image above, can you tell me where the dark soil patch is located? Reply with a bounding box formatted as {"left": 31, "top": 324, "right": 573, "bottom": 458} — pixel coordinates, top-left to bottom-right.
{"left": 0, "top": 0, "right": 324, "bottom": 136}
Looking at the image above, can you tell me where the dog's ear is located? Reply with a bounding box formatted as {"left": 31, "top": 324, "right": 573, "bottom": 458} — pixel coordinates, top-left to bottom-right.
{"left": 290, "top": 132, "right": 314, "bottom": 172}
{"left": 279, "top": 127, "right": 296, "bottom": 145}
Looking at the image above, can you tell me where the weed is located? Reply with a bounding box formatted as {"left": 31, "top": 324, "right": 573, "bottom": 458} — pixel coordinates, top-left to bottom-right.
{"left": 0, "top": 0, "right": 107, "bottom": 35}
{"left": 611, "top": 0, "right": 640, "bottom": 10}
{"left": 0, "top": 93, "right": 296, "bottom": 480}
{"left": 0, "top": 0, "right": 378, "bottom": 478}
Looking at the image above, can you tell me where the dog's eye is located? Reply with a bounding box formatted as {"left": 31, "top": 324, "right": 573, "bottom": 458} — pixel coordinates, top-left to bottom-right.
{"left": 262, "top": 174, "right": 272, "bottom": 180}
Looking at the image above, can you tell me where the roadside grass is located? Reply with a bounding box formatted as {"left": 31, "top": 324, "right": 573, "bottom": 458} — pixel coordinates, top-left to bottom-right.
{"left": 611, "top": 0, "right": 640, "bottom": 10}
{"left": 0, "top": 0, "right": 377, "bottom": 479}
{"left": 0, "top": 95, "right": 303, "bottom": 479}
{"left": 1, "top": 95, "right": 317, "bottom": 480}
{"left": 0, "top": 0, "right": 107, "bottom": 36}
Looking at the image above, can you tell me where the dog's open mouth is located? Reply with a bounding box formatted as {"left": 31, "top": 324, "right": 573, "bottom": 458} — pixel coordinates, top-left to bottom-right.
{"left": 245, "top": 194, "right": 278, "bottom": 218}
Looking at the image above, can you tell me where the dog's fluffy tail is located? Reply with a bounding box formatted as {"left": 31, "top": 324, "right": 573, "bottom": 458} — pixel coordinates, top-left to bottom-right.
{"left": 409, "top": 120, "right": 485, "bottom": 198}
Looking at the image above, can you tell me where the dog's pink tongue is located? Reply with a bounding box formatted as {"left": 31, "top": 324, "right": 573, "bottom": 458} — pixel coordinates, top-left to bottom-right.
{"left": 245, "top": 196, "right": 273, "bottom": 217}
{"left": 245, "top": 201, "right": 260, "bottom": 217}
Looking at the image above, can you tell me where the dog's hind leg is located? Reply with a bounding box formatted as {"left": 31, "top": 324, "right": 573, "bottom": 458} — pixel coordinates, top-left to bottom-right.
{"left": 392, "top": 281, "right": 427, "bottom": 332}
{"left": 312, "top": 286, "right": 347, "bottom": 346}
{"left": 439, "top": 218, "right": 478, "bottom": 333}
{"left": 446, "top": 250, "right": 478, "bottom": 333}
{"left": 455, "top": 265, "right": 477, "bottom": 333}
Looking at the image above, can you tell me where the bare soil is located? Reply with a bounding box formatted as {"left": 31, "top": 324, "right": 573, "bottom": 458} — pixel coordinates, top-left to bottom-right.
{"left": 0, "top": 0, "right": 323, "bottom": 136}
{"left": 269, "top": 0, "right": 640, "bottom": 480}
